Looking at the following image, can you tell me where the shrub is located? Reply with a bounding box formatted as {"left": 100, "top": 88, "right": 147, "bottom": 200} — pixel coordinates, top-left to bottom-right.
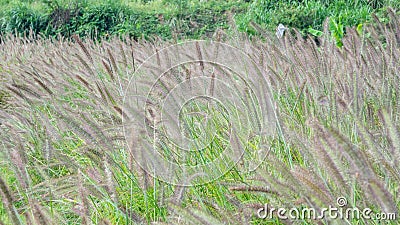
{"left": 0, "top": 0, "right": 240, "bottom": 40}
{"left": 0, "top": 0, "right": 397, "bottom": 42}
{"left": 74, "top": 2, "right": 127, "bottom": 37}
{"left": 0, "top": 4, "right": 49, "bottom": 35}
{"left": 242, "top": 0, "right": 395, "bottom": 38}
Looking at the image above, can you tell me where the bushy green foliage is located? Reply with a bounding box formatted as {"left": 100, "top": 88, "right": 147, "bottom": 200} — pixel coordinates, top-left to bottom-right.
{"left": 0, "top": 0, "right": 242, "bottom": 40}
{"left": 0, "top": 4, "right": 48, "bottom": 34}
{"left": 241, "top": 0, "right": 397, "bottom": 38}
{"left": 1, "top": 0, "right": 397, "bottom": 42}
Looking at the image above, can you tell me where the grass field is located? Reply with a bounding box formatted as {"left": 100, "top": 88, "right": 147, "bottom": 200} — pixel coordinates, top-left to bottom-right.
{"left": 0, "top": 6, "right": 399, "bottom": 225}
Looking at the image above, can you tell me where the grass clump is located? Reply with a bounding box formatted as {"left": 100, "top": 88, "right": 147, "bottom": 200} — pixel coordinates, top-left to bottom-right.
{"left": 0, "top": 0, "right": 244, "bottom": 40}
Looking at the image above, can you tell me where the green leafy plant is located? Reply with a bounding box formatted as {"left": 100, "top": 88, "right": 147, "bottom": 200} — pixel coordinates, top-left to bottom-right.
{"left": 329, "top": 16, "right": 344, "bottom": 47}
{"left": 307, "top": 27, "right": 323, "bottom": 37}
{"left": 1, "top": 4, "right": 49, "bottom": 34}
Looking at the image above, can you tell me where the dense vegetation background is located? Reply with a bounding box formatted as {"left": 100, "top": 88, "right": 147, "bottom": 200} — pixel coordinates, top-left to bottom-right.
{"left": 0, "top": 0, "right": 399, "bottom": 40}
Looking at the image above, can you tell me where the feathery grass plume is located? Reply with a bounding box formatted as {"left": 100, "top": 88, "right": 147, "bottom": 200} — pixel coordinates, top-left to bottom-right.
{"left": 312, "top": 133, "right": 349, "bottom": 194}
{"left": 75, "top": 74, "right": 94, "bottom": 92}
{"left": 155, "top": 48, "right": 161, "bottom": 68}
{"left": 130, "top": 46, "right": 136, "bottom": 72}
{"left": 125, "top": 126, "right": 137, "bottom": 172}
{"left": 170, "top": 185, "right": 185, "bottom": 205}
{"left": 329, "top": 127, "right": 376, "bottom": 180}
{"left": 250, "top": 21, "right": 269, "bottom": 40}
{"left": 107, "top": 49, "right": 118, "bottom": 78}
{"left": 254, "top": 156, "right": 301, "bottom": 204}
{"left": 387, "top": 7, "right": 400, "bottom": 46}
{"left": 195, "top": 41, "right": 204, "bottom": 72}
{"left": 9, "top": 148, "right": 29, "bottom": 190}
{"left": 43, "top": 137, "right": 53, "bottom": 161}
{"left": 117, "top": 199, "right": 147, "bottom": 225}
{"left": 102, "top": 59, "right": 114, "bottom": 81}
{"left": 213, "top": 30, "right": 222, "bottom": 59}
{"left": 314, "top": 119, "right": 358, "bottom": 181}
{"left": 75, "top": 53, "right": 96, "bottom": 77}
{"left": 229, "top": 186, "right": 280, "bottom": 195}
{"left": 168, "top": 202, "right": 225, "bottom": 225}
{"left": 103, "top": 84, "right": 117, "bottom": 106}
{"left": 379, "top": 109, "right": 400, "bottom": 168}
{"left": 118, "top": 41, "right": 127, "bottom": 68}
{"left": 367, "top": 178, "right": 398, "bottom": 214}
{"left": 103, "top": 155, "right": 118, "bottom": 204}
{"left": 209, "top": 72, "right": 215, "bottom": 96}
{"left": 182, "top": 64, "right": 192, "bottom": 85}
{"left": 372, "top": 13, "right": 388, "bottom": 42}
{"left": 134, "top": 139, "right": 156, "bottom": 190}
{"left": 77, "top": 170, "right": 91, "bottom": 225}
{"left": 112, "top": 105, "right": 128, "bottom": 119}
{"left": 25, "top": 205, "right": 37, "bottom": 225}
{"left": 162, "top": 46, "right": 173, "bottom": 74}
{"left": 29, "top": 200, "right": 53, "bottom": 225}
{"left": 81, "top": 112, "right": 115, "bottom": 150}
{"left": 94, "top": 81, "right": 109, "bottom": 104}
{"left": 54, "top": 108, "right": 98, "bottom": 147}
{"left": 6, "top": 85, "right": 32, "bottom": 104}
{"left": 32, "top": 77, "right": 53, "bottom": 96}
{"left": 291, "top": 166, "right": 334, "bottom": 206}
{"left": 201, "top": 198, "right": 241, "bottom": 225}
{"left": 72, "top": 34, "right": 93, "bottom": 64}
{"left": 355, "top": 118, "right": 400, "bottom": 182}
{"left": 0, "top": 177, "right": 21, "bottom": 225}
{"left": 11, "top": 84, "right": 41, "bottom": 99}
{"left": 170, "top": 172, "right": 209, "bottom": 204}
